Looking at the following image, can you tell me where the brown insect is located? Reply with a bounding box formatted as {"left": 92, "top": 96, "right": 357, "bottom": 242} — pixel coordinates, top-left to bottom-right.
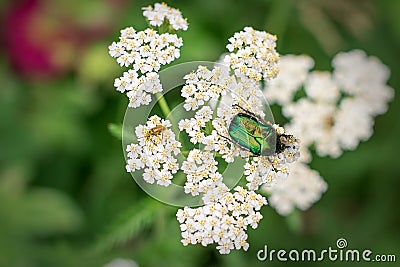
{"left": 144, "top": 124, "right": 167, "bottom": 144}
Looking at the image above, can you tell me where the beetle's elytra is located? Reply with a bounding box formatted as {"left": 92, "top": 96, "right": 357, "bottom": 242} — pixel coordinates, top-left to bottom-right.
{"left": 227, "top": 105, "right": 292, "bottom": 157}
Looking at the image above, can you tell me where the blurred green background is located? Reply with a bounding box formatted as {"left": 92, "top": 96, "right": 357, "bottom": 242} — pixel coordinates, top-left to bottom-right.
{"left": 0, "top": 0, "right": 399, "bottom": 266}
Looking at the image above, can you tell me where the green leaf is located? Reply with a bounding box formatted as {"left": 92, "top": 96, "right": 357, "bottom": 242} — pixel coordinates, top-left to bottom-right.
{"left": 108, "top": 123, "right": 123, "bottom": 140}
{"left": 23, "top": 188, "right": 84, "bottom": 235}
{"left": 0, "top": 174, "right": 84, "bottom": 266}
{"left": 0, "top": 174, "right": 83, "bottom": 237}
{"left": 94, "top": 198, "right": 161, "bottom": 252}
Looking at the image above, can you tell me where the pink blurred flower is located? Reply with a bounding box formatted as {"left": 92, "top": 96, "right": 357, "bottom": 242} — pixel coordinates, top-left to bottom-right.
{"left": 1, "top": 0, "right": 125, "bottom": 80}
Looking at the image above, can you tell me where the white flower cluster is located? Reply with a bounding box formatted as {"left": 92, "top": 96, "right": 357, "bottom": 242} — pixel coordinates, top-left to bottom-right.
{"left": 261, "top": 50, "right": 393, "bottom": 216}
{"left": 231, "top": 75, "right": 266, "bottom": 116}
{"left": 224, "top": 27, "right": 280, "bottom": 81}
{"left": 109, "top": 28, "right": 182, "bottom": 107}
{"left": 142, "top": 2, "right": 188, "bottom": 31}
{"left": 109, "top": 3, "right": 187, "bottom": 108}
{"left": 109, "top": 28, "right": 182, "bottom": 70}
{"left": 263, "top": 163, "right": 328, "bottom": 215}
{"left": 210, "top": 105, "right": 249, "bottom": 163}
{"left": 113, "top": 70, "right": 163, "bottom": 108}
{"left": 244, "top": 133, "right": 300, "bottom": 191}
{"left": 174, "top": 28, "right": 304, "bottom": 253}
{"left": 125, "top": 115, "right": 181, "bottom": 187}
{"left": 332, "top": 50, "right": 394, "bottom": 116}
{"left": 283, "top": 71, "right": 345, "bottom": 157}
{"left": 273, "top": 50, "right": 394, "bottom": 158}
{"left": 181, "top": 149, "right": 225, "bottom": 199}
{"left": 178, "top": 106, "right": 213, "bottom": 144}
{"left": 181, "top": 66, "right": 233, "bottom": 111}
{"left": 176, "top": 77, "right": 301, "bottom": 252}
{"left": 112, "top": 2, "right": 395, "bottom": 254}
{"left": 212, "top": 56, "right": 268, "bottom": 116}
{"left": 264, "top": 54, "right": 314, "bottom": 105}
{"left": 176, "top": 187, "right": 267, "bottom": 254}
{"left": 211, "top": 105, "right": 301, "bottom": 169}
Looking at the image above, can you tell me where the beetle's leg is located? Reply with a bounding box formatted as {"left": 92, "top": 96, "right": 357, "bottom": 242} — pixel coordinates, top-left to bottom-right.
{"left": 267, "top": 157, "right": 280, "bottom": 173}
{"left": 216, "top": 131, "right": 232, "bottom": 143}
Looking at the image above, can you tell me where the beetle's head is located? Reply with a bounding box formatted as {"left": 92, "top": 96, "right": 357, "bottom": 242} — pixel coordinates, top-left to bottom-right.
{"left": 275, "top": 134, "right": 294, "bottom": 154}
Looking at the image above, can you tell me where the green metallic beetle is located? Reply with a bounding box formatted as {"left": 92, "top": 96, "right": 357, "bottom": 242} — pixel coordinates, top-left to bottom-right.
{"left": 227, "top": 105, "right": 291, "bottom": 156}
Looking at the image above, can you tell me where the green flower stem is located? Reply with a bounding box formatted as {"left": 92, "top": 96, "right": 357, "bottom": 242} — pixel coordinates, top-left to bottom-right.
{"left": 180, "top": 150, "right": 190, "bottom": 157}
{"left": 156, "top": 92, "right": 172, "bottom": 118}
{"left": 155, "top": 92, "right": 179, "bottom": 135}
{"left": 154, "top": 207, "right": 166, "bottom": 240}
{"left": 212, "top": 95, "right": 222, "bottom": 120}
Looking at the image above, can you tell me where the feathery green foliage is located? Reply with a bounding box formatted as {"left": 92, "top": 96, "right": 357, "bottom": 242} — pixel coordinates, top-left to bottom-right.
{"left": 94, "top": 198, "right": 161, "bottom": 252}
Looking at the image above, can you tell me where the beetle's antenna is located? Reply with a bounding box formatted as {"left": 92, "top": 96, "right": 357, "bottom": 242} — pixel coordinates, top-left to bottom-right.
{"left": 232, "top": 103, "right": 253, "bottom": 114}
{"left": 232, "top": 104, "right": 267, "bottom": 123}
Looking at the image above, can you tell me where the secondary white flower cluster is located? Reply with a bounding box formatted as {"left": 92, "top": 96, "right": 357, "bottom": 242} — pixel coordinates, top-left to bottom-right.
{"left": 263, "top": 163, "right": 327, "bottom": 215}
{"left": 269, "top": 50, "right": 394, "bottom": 158}
{"left": 333, "top": 50, "right": 393, "bottom": 116}
{"left": 142, "top": 2, "right": 188, "bottom": 31}
{"left": 224, "top": 27, "right": 280, "bottom": 81}
{"left": 109, "top": 3, "right": 187, "bottom": 108}
{"left": 262, "top": 50, "right": 393, "bottom": 215}
{"left": 125, "top": 115, "right": 181, "bottom": 186}
{"left": 176, "top": 187, "right": 267, "bottom": 254}
{"left": 264, "top": 54, "right": 314, "bottom": 105}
